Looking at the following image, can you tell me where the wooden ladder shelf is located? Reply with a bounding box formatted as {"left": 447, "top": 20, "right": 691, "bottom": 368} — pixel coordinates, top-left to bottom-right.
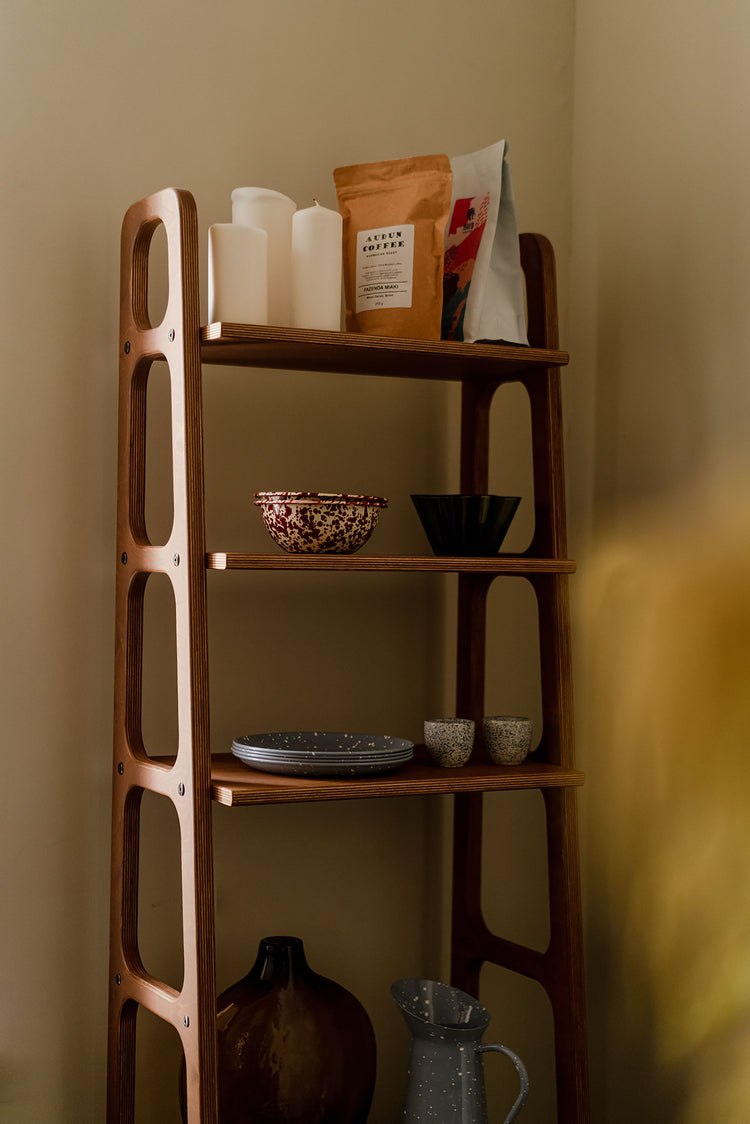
{"left": 107, "top": 187, "right": 589, "bottom": 1121}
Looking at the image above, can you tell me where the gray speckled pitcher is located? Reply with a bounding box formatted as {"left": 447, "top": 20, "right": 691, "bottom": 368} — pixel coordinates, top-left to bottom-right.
{"left": 391, "top": 978, "right": 529, "bottom": 1123}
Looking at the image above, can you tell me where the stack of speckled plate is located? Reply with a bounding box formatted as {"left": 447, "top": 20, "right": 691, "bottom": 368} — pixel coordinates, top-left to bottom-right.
{"left": 231, "top": 731, "right": 414, "bottom": 778}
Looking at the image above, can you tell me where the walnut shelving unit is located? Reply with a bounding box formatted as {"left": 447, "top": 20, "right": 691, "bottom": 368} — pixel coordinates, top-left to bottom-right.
{"left": 107, "top": 187, "right": 589, "bottom": 1121}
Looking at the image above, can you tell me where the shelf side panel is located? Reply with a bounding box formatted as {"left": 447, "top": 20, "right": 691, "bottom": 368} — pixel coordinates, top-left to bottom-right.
{"left": 450, "top": 232, "right": 590, "bottom": 1123}
{"left": 109, "top": 188, "right": 219, "bottom": 1123}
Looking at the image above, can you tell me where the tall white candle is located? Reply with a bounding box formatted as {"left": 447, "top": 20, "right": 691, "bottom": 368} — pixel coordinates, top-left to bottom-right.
{"left": 231, "top": 187, "right": 296, "bottom": 326}
{"left": 208, "top": 224, "right": 268, "bottom": 325}
{"left": 291, "top": 200, "right": 343, "bottom": 331}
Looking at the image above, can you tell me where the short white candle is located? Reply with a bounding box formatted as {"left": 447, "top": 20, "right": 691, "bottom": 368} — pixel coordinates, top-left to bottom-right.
{"left": 208, "top": 224, "right": 268, "bottom": 325}
{"left": 291, "top": 200, "right": 343, "bottom": 331}
{"left": 231, "top": 187, "right": 296, "bottom": 326}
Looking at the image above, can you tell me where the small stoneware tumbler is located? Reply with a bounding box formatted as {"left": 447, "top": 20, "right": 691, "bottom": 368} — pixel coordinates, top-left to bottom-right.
{"left": 424, "top": 718, "right": 475, "bottom": 768}
{"left": 483, "top": 716, "right": 533, "bottom": 765}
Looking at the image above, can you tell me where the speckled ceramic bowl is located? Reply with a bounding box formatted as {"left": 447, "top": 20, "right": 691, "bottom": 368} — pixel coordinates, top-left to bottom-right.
{"left": 254, "top": 492, "right": 388, "bottom": 554}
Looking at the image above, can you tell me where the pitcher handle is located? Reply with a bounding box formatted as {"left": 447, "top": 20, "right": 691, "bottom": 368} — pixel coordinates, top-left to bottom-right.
{"left": 477, "top": 1043, "right": 530, "bottom": 1123}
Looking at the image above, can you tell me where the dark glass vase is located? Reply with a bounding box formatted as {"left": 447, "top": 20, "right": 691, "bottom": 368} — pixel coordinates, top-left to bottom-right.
{"left": 181, "top": 935, "right": 376, "bottom": 1123}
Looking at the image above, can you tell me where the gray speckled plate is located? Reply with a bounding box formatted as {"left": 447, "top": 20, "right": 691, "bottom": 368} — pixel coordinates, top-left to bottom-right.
{"left": 234, "top": 748, "right": 414, "bottom": 765}
{"left": 231, "top": 732, "right": 414, "bottom": 777}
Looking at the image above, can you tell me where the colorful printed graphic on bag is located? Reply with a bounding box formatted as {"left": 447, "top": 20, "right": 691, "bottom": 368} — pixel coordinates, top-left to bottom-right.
{"left": 442, "top": 193, "right": 490, "bottom": 341}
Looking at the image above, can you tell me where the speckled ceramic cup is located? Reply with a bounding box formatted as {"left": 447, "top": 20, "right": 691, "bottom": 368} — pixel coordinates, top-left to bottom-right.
{"left": 483, "top": 716, "right": 533, "bottom": 765}
{"left": 423, "top": 718, "right": 475, "bottom": 768}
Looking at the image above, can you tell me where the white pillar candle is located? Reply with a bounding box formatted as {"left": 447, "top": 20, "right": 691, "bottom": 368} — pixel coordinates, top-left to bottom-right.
{"left": 208, "top": 224, "right": 268, "bottom": 325}
{"left": 291, "top": 200, "right": 343, "bottom": 331}
{"left": 231, "top": 187, "right": 296, "bottom": 326}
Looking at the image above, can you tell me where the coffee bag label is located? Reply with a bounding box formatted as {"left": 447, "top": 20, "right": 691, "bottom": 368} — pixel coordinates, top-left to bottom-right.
{"left": 442, "top": 193, "right": 490, "bottom": 339}
{"left": 355, "top": 224, "right": 414, "bottom": 313}
{"left": 441, "top": 141, "right": 528, "bottom": 344}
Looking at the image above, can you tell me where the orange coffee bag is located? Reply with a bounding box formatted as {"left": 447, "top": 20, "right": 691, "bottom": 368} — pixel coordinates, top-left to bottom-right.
{"left": 334, "top": 154, "right": 452, "bottom": 339}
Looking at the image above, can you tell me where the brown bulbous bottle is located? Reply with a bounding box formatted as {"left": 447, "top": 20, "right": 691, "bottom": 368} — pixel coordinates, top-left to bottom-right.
{"left": 181, "top": 935, "right": 376, "bottom": 1123}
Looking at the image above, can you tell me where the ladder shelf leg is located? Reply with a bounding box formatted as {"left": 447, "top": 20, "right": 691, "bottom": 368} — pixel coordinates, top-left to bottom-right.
{"left": 108, "top": 188, "right": 218, "bottom": 1121}
{"left": 450, "top": 788, "right": 590, "bottom": 1123}
{"left": 450, "top": 232, "right": 589, "bottom": 1121}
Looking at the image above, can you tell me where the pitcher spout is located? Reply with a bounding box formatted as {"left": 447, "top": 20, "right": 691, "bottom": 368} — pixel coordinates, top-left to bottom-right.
{"left": 390, "top": 977, "right": 529, "bottom": 1123}
{"left": 391, "top": 977, "right": 491, "bottom": 1037}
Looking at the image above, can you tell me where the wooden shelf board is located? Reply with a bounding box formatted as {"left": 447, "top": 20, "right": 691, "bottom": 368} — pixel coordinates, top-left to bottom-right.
{"left": 210, "top": 752, "right": 584, "bottom": 807}
{"left": 200, "top": 323, "right": 568, "bottom": 381}
{"left": 206, "top": 552, "right": 576, "bottom": 573}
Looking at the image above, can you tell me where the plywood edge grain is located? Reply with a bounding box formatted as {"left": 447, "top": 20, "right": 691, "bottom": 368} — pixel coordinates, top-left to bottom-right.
{"left": 200, "top": 323, "right": 568, "bottom": 381}
{"left": 206, "top": 553, "right": 577, "bottom": 573}
{"left": 210, "top": 754, "right": 585, "bottom": 807}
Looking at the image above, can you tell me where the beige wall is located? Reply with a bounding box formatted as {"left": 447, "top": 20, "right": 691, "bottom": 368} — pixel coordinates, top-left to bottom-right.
{"left": 0, "top": 1, "right": 575, "bottom": 1121}
{"left": 570, "top": 0, "right": 750, "bottom": 1119}
{"left": 8, "top": 0, "right": 748, "bottom": 1121}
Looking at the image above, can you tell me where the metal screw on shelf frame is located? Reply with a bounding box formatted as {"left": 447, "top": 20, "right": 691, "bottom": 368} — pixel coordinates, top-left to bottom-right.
{"left": 118, "top": 763, "right": 124, "bottom": 775}
{"left": 173, "top": 553, "right": 180, "bottom": 566}
{"left": 178, "top": 783, "right": 185, "bottom": 796}
{"left": 124, "top": 341, "right": 130, "bottom": 354}
{"left": 169, "top": 329, "right": 175, "bottom": 342}
{"left": 115, "top": 974, "right": 121, "bottom": 985}
{"left": 184, "top": 1016, "right": 190, "bottom": 1028}
{"left": 121, "top": 552, "right": 127, "bottom": 564}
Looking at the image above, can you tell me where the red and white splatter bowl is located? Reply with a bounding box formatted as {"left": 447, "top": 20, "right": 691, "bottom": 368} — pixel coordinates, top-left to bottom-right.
{"left": 254, "top": 492, "right": 389, "bottom": 554}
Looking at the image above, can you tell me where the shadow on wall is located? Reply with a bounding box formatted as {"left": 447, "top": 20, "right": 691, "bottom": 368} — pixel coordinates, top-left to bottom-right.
{"left": 582, "top": 462, "right": 750, "bottom": 1123}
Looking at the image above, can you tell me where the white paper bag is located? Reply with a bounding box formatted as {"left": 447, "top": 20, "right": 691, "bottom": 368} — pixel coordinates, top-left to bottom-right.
{"left": 442, "top": 140, "right": 528, "bottom": 345}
